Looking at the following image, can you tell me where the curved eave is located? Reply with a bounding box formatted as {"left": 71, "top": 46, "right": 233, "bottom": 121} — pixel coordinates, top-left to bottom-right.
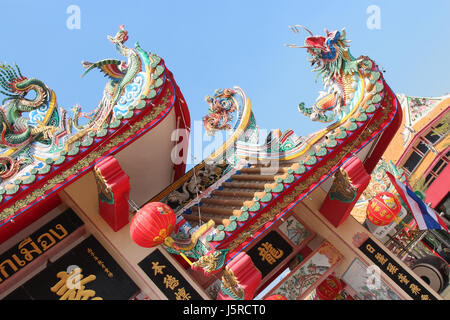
{"left": 148, "top": 87, "right": 251, "bottom": 205}
{"left": 0, "top": 66, "right": 190, "bottom": 242}
{"left": 166, "top": 69, "right": 191, "bottom": 181}
{"left": 213, "top": 82, "right": 402, "bottom": 263}
{"left": 362, "top": 83, "right": 403, "bottom": 173}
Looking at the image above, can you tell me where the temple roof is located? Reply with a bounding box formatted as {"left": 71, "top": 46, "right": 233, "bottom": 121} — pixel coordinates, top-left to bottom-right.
{"left": 0, "top": 27, "right": 189, "bottom": 229}
{"left": 150, "top": 27, "right": 403, "bottom": 264}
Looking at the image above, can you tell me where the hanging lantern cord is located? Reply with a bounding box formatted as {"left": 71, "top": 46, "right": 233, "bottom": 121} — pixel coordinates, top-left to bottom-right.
{"left": 191, "top": 164, "right": 203, "bottom": 227}
{"left": 128, "top": 199, "right": 140, "bottom": 213}
{"left": 177, "top": 102, "right": 204, "bottom": 228}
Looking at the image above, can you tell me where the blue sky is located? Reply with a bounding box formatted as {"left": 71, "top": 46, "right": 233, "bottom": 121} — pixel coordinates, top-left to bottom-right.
{"left": 2, "top": 1, "right": 450, "bottom": 163}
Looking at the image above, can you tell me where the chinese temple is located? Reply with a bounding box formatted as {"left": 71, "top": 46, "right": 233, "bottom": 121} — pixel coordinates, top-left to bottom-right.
{"left": 0, "top": 25, "right": 447, "bottom": 301}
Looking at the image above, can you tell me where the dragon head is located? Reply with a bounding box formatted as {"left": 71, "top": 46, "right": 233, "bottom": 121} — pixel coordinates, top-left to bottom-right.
{"left": 202, "top": 88, "right": 237, "bottom": 135}
{"left": 286, "top": 26, "right": 357, "bottom": 82}
{"left": 287, "top": 26, "right": 362, "bottom": 122}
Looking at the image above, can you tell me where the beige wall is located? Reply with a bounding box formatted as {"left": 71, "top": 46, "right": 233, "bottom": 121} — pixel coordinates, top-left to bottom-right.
{"left": 114, "top": 108, "right": 179, "bottom": 207}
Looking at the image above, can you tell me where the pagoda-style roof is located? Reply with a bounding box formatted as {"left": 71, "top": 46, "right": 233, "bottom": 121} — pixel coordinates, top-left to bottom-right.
{"left": 149, "top": 27, "right": 403, "bottom": 270}
{"left": 0, "top": 26, "right": 190, "bottom": 239}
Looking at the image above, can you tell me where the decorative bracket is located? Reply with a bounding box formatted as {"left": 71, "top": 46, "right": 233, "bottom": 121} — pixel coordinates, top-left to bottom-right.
{"left": 217, "top": 252, "right": 262, "bottom": 300}
{"left": 191, "top": 249, "right": 228, "bottom": 276}
{"left": 320, "top": 156, "right": 371, "bottom": 227}
{"left": 94, "top": 156, "right": 130, "bottom": 232}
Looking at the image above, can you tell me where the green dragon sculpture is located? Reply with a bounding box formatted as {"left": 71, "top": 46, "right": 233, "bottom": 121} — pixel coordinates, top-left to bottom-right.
{"left": 287, "top": 25, "right": 363, "bottom": 123}
{"left": 0, "top": 64, "right": 55, "bottom": 148}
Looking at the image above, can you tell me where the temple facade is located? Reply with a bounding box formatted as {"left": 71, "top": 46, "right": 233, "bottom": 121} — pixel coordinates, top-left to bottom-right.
{"left": 0, "top": 26, "right": 447, "bottom": 301}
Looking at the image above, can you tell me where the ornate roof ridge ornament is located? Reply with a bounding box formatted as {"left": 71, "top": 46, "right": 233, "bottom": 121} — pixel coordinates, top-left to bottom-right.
{"left": 0, "top": 26, "right": 185, "bottom": 222}
{"left": 199, "top": 25, "right": 402, "bottom": 260}
{"left": 286, "top": 25, "right": 360, "bottom": 123}
{"left": 140, "top": 27, "right": 402, "bottom": 290}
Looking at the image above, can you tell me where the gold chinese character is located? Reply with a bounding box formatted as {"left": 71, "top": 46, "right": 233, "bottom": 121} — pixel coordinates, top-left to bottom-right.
{"left": 366, "top": 244, "right": 375, "bottom": 253}
{"left": 409, "top": 284, "right": 421, "bottom": 295}
{"left": 386, "top": 263, "right": 398, "bottom": 275}
{"left": 175, "top": 287, "right": 191, "bottom": 300}
{"left": 50, "top": 267, "right": 103, "bottom": 300}
{"left": 163, "top": 274, "right": 179, "bottom": 290}
{"left": 397, "top": 273, "right": 409, "bottom": 285}
{"left": 151, "top": 261, "right": 165, "bottom": 276}
{"left": 375, "top": 253, "right": 388, "bottom": 265}
{"left": 421, "top": 294, "right": 430, "bottom": 300}
{"left": 257, "top": 242, "right": 284, "bottom": 265}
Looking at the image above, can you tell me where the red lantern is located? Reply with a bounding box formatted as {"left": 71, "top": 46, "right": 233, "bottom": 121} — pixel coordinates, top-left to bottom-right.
{"left": 316, "top": 275, "right": 343, "bottom": 300}
{"left": 264, "top": 294, "right": 287, "bottom": 300}
{"left": 366, "top": 192, "right": 401, "bottom": 226}
{"left": 130, "top": 202, "right": 176, "bottom": 248}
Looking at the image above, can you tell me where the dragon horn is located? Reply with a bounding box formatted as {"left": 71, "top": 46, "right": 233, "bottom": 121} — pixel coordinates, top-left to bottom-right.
{"left": 289, "top": 25, "right": 299, "bottom": 33}
{"left": 285, "top": 44, "right": 311, "bottom": 49}
{"left": 291, "top": 24, "right": 314, "bottom": 37}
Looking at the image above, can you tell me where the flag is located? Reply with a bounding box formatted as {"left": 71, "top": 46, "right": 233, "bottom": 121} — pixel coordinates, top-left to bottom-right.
{"left": 386, "top": 172, "right": 449, "bottom": 232}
